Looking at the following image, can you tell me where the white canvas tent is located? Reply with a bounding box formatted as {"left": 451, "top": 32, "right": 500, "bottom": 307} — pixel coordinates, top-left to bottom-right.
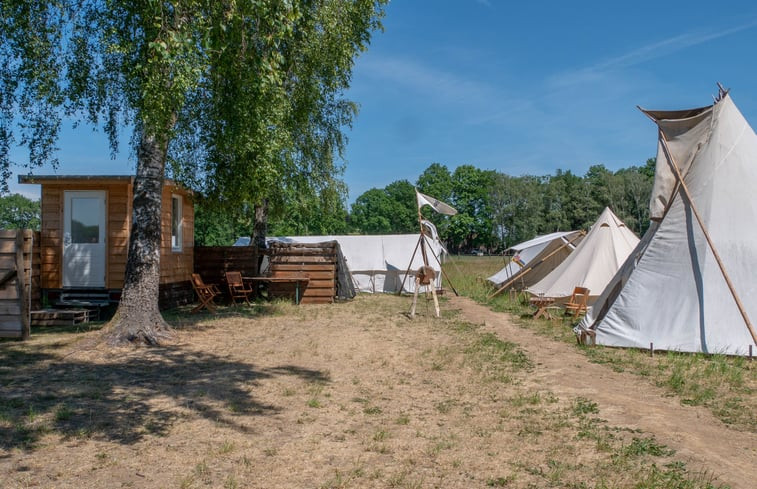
{"left": 266, "top": 223, "right": 446, "bottom": 294}
{"left": 577, "top": 92, "right": 757, "bottom": 355}
{"left": 527, "top": 207, "right": 639, "bottom": 301}
{"left": 487, "top": 231, "right": 584, "bottom": 289}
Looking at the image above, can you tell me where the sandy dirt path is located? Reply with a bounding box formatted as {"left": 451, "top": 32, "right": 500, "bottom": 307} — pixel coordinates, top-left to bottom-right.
{"left": 450, "top": 295, "right": 756, "bottom": 489}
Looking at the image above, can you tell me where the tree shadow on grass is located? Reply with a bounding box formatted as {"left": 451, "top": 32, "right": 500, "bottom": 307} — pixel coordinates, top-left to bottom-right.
{"left": 163, "top": 301, "right": 291, "bottom": 330}
{"left": 0, "top": 343, "right": 329, "bottom": 452}
{"left": 15, "top": 302, "right": 284, "bottom": 338}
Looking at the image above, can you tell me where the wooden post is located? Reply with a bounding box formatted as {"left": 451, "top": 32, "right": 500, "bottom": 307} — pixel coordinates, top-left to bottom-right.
{"left": 424, "top": 235, "right": 459, "bottom": 296}
{"left": 16, "top": 230, "right": 30, "bottom": 340}
{"left": 398, "top": 236, "right": 422, "bottom": 295}
{"left": 409, "top": 277, "right": 420, "bottom": 318}
{"left": 659, "top": 132, "right": 757, "bottom": 346}
{"left": 417, "top": 198, "right": 429, "bottom": 267}
{"left": 430, "top": 285, "right": 440, "bottom": 318}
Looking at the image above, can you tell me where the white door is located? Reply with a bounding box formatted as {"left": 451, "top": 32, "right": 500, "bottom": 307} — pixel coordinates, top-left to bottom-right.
{"left": 63, "top": 191, "right": 106, "bottom": 287}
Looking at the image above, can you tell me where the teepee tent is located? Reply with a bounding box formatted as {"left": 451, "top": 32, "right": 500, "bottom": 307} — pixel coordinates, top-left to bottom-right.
{"left": 526, "top": 207, "right": 639, "bottom": 301}
{"left": 487, "top": 231, "right": 584, "bottom": 289}
{"left": 577, "top": 91, "right": 757, "bottom": 355}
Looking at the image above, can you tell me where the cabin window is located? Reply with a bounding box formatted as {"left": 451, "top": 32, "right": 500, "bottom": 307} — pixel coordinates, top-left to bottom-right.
{"left": 71, "top": 197, "right": 101, "bottom": 243}
{"left": 171, "top": 194, "right": 182, "bottom": 251}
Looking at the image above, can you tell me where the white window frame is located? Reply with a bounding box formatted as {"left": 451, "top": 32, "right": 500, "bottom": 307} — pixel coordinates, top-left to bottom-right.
{"left": 171, "top": 194, "right": 183, "bottom": 252}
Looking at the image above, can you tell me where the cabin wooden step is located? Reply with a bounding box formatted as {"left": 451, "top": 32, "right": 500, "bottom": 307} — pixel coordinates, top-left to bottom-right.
{"left": 31, "top": 308, "right": 92, "bottom": 327}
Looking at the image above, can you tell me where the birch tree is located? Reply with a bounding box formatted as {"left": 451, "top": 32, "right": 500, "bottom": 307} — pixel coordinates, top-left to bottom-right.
{"left": 0, "top": 0, "right": 385, "bottom": 345}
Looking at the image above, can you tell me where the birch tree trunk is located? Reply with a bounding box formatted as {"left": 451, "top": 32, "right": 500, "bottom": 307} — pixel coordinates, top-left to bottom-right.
{"left": 253, "top": 199, "right": 269, "bottom": 274}
{"left": 107, "top": 131, "right": 173, "bottom": 345}
{"left": 252, "top": 199, "right": 269, "bottom": 249}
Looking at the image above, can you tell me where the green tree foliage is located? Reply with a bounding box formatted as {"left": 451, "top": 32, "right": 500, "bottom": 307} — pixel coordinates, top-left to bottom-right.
{"left": 194, "top": 182, "right": 352, "bottom": 246}
{"left": 350, "top": 180, "right": 416, "bottom": 234}
{"left": 193, "top": 201, "right": 251, "bottom": 246}
{"left": 417, "top": 162, "right": 453, "bottom": 201}
{"left": 447, "top": 165, "right": 496, "bottom": 252}
{"left": 171, "top": 0, "right": 385, "bottom": 241}
{"left": 489, "top": 174, "right": 544, "bottom": 248}
{"left": 546, "top": 169, "right": 595, "bottom": 231}
{"left": 0, "top": 193, "right": 39, "bottom": 230}
{"left": 417, "top": 162, "right": 454, "bottom": 238}
{"left": 269, "top": 183, "right": 351, "bottom": 236}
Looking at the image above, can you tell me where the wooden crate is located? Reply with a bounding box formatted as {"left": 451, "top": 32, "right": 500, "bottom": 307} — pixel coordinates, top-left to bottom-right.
{"left": 0, "top": 229, "right": 39, "bottom": 339}
{"left": 268, "top": 242, "right": 337, "bottom": 304}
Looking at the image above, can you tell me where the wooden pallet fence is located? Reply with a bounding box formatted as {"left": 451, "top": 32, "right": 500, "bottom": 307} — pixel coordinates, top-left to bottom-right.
{"left": 194, "top": 246, "right": 259, "bottom": 300}
{"left": 0, "top": 230, "right": 40, "bottom": 339}
{"left": 268, "top": 242, "right": 337, "bottom": 304}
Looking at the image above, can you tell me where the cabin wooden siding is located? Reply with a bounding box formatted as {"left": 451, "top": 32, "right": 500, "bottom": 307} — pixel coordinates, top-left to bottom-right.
{"left": 159, "top": 184, "right": 194, "bottom": 285}
{"left": 34, "top": 178, "right": 192, "bottom": 290}
{"left": 39, "top": 181, "right": 132, "bottom": 289}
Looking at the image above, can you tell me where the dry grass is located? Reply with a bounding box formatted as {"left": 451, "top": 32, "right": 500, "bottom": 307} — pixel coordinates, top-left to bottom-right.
{"left": 0, "top": 294, "right": 729, "bottom": 488}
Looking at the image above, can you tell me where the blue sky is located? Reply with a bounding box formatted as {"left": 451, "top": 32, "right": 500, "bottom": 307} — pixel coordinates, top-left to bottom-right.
{"left": 8, "top": 0, "right": 757, "bottom": 203}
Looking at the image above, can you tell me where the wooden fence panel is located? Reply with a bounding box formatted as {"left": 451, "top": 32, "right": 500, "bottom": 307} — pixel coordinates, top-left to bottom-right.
{"left": 0, "top": 229, "right": 40, "bottom": 339}
{"left": 194, "top": 246, "right": 259, "bottom": 300}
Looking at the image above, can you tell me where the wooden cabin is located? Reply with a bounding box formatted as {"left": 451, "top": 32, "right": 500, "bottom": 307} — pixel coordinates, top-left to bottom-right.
{"left": 19, "top": 175, "right": 194, "bottom": 309}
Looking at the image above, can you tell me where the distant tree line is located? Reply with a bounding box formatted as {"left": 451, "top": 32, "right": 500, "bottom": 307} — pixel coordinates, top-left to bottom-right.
{"left": 194, "top": 159, "right": 656, "bottom": 252}
{"left": 0, "top": 160, "right": 654, "bottom": 252}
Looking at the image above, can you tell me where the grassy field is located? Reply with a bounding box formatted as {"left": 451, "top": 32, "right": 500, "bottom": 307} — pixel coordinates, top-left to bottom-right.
{"left": 0, "top": 292, "right": 735, "bottom": 488}
{"left": 444, "top": 255, "right": 757, "bottom": 434}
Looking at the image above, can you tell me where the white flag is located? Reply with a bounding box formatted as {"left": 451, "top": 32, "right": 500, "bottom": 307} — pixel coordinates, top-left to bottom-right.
{"left": 416, "top": 189, "right": 457, "bottom": 216}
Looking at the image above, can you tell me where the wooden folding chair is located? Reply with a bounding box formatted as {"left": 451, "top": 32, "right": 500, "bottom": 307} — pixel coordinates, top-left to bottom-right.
{"left": 564, "top": 286, "right": 590, "bottom": 317}
{"left": 225, "top": 271, "right": 254, "bottom": 306}
{"left": 191, "top": 273, "right": 221, "bottom": 313}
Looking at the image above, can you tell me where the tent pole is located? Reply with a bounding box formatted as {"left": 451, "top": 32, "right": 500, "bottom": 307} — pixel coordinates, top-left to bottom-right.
{"left": 659, "top": 132, "right": 757, "bottom": 346}
{"left": 425, "top": 235, "right": 459, "bottom": 296}
{"left": 417, "top": 200, "right": 429, "bottom": 267}
{"left": 488, "top": 231, "right": 585, "bottom": 299}
{"left": 398, "top": 235, "right": 422, "bottom": 296}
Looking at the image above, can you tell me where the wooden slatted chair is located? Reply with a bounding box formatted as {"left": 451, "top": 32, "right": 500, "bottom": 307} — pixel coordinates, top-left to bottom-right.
{"left": 564, "top": 286, "right": 590, "bottom": 317}
{"left": 191, "top": 273, "right": 221, "bottom": 313}
{"left": 225, "top": 271, "right": 254, "bottom": 306}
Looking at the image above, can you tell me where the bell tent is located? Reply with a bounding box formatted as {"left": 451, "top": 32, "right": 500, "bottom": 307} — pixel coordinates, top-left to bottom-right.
{"left": 526, "top": 207, "right": 639, "bottom": 302}
{"left": 577, "top": 91, "right": 757, "bottom": 356}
